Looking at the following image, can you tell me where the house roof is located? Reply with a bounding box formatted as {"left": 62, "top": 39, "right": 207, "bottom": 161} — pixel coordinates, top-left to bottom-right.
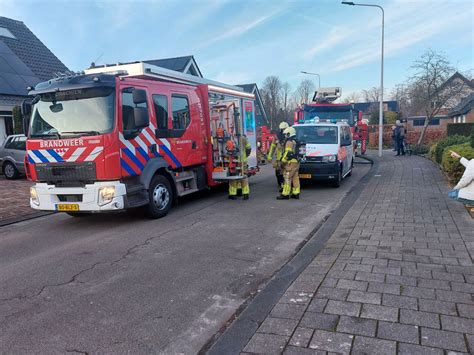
{"left": 449, "top": 92, "right": 474, "bottom": 116}
{"left": 144, "top": 55, "right": 202, "bottom": 77}
{"left": 0, "top": 94, "right": 25, "bottom": 110}
{"left": 0, "top": 16, "right": 68, "bottom": 97}
{"left": 237, "top": 83, "right": 269, "bottom": 125}
{"left": 438, "top": 71, "right": 474, "bottom": 93}
{"left": 236, "top": 84, "right": 256, "bottom": 93}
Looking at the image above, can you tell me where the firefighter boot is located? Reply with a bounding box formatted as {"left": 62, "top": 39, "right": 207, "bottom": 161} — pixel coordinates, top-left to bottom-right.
{"left": 243, "top": 194, "right": 249, "bottom": 200}
{"left": 291, "top": 194, "right": 300, "bottom": 199}
{"left": 277, "top": 184, "right": 291, "bottom": 200}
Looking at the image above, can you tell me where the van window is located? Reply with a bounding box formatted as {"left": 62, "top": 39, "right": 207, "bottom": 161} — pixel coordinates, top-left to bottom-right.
{"left": 295, "top": 126, "right": 338, "bottom": 144}
{"left": 3, "top": 137, "right": 13, "bottom": 149}
{"left": 153, "top": 95, "right": 168, "bottom": 129}
{"left": 16, "top": 136, "right": 26, "bottom": 150}
{"left": 340, "top": 126, "right": 352, "bottom": 146}
{"left": 171, "top": 95, "right": 190, "bottom": 130}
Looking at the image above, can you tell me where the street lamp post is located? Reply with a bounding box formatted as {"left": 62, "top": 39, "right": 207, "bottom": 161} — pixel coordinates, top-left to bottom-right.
{"left": 300, "top": 71, "right": 321, "bottom": 88}
{"left": 342, "top": 1, "right": 384, "bottom": 158}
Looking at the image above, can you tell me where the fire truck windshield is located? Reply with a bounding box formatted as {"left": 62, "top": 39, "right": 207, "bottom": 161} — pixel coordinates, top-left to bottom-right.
{"left": 303, "top": 105, "right": 354, "bottom": 125}
{"left": 30, "top": 87, "right": 115, "bottom": 138}
{"left": 295, "top": 126, "right": 338, "bottom": 144}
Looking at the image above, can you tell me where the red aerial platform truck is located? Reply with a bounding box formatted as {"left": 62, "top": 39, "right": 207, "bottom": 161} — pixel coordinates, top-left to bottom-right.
{"left": 24, "top": 62, "right": 258, "bottom": 218}
{"left": 294, "top": 87, "right": 368, "bottom": 154}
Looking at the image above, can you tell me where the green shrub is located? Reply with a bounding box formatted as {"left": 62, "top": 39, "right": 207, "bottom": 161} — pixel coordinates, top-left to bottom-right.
{"left": 447, "top": 122, "right": 474, "bottom": 137}
{"left": 434, "top": 135, "right": 469, "bottom": 163}
{"left": 441, "top": 143, "right": 474, "bottom": 184}
{"left": 471, "top": 126, "right": 474, "bottom": 148}
{"left": 429, "top": 143, "right": 438, "bottom": 161}
{"left": 412, "top": 144, "right": 430, "bottom": 155}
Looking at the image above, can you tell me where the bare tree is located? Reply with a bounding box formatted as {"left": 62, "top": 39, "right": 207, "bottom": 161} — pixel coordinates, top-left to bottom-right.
{"left": 390, "top": 84, "right": 412, "bottom": 117}
{"left": 407, "top": 49, "right": 471, "bottom": 144}
{"left": 362, "top": 87, "right": 381, "bottom": 103}
{"left": 281, "top": 82, "right": 291, "bottom": 112}
{"left": 260, "top": 76, "right": 283, "bottom": 130}
{"left": 295, "top": 79, "right": 315, "bottom": 105}
{"left": 342, "top": 92, "right": 361, "bottom": 103}
{"left": 281, "top": 82, "right": 293, "bottom": 122}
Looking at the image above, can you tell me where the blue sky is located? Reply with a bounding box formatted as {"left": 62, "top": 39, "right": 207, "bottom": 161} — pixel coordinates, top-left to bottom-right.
{"left": 1, "top": 0, "right": 473, "bottom": 99}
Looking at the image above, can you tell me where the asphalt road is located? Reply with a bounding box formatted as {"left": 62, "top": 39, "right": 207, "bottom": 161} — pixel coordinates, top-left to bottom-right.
{"left": 0, "top": 163, "right": 369, "bottom": 354}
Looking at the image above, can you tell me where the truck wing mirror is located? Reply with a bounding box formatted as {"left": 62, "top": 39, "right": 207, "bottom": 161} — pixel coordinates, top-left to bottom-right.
{"left": 133, "top": 107, "right": 149, "bottom": 129}
{"left": 132, "top": 89, "right": 147, "bottom": 105}
{"left": 21, "top": 99, "right": 32, "bottom": 116}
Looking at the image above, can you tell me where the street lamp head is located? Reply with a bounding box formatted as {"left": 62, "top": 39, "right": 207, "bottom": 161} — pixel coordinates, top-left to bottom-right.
{"left": 341, "top": 1, "right": 355, "bottom": 5}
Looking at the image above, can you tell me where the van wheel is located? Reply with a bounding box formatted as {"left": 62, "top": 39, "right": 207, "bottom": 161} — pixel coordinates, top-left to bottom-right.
{"left": 145, "top": 175, "right": 173, "bottom": 219}
{"left": 3, "top": 161, "right": 19, "bottom": 180}
{"left": 333, "top": 167, "right": 342, "bottom": 188}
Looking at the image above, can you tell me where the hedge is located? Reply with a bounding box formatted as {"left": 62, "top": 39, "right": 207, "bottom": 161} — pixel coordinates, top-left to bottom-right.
{"left": 434, "top": 135, "right": 469, "bottom": 163}
{"left": 441, "top": 143, "right": 474, "bottom": 184}
{"left": 447, "top": 122, "right": 474, "bottom": 137}
{"left": 471, "top": 126, "right": 474, "bottom": 148}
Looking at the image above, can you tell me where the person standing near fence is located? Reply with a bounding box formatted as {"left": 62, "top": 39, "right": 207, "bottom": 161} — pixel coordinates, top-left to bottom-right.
{"left": 395, "top": 120, "right": 405, "bottom": 156}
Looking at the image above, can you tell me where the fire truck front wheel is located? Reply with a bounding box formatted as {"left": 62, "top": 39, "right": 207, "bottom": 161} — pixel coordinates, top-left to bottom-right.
{"left": 145, "top": 175, "right": 173, "bottom": 219}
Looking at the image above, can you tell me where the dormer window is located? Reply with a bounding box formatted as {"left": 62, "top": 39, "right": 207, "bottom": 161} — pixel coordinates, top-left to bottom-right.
{"left": 0, "top": 27, "right": 16, "bottom": 39}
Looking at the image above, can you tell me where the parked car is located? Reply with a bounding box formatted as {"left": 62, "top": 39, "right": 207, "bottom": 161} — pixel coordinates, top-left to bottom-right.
{"left": 0, "top": 134, "right": 26, "bottom": 179}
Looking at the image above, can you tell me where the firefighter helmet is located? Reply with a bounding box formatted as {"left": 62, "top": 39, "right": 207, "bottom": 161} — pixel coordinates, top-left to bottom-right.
{"left": 279, "top": 122, "right": 289, "bottom": 130}
{"left": 283, "top": 126, "right": 296, "bottom": 137}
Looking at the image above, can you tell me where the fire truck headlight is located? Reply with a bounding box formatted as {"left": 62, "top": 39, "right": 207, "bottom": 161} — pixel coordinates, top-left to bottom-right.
{"left": 30, "top": 187, "right": 39, "bottom": 206}
{"left": 98, "top": 186, "right": 115, "bottom": 206}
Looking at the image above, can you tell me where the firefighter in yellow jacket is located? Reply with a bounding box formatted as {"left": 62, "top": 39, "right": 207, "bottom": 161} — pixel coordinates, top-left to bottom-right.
{"left": 229, "top": 135, "right": 252, "bottom": 200}
{"left": 277, "top": 126, "right": 300, "bottom": 200}
{"left": 267, "top": 122, "right": 289, "bottom": 192}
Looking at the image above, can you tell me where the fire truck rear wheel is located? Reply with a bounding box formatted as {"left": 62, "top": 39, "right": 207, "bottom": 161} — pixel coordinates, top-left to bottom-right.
{"left": 146, "top": 174, "right": 173, "bottom": 219}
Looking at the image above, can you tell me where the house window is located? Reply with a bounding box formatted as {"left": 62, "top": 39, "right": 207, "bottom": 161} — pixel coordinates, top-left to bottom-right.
{"left": 430, "top": 119, "right": 440, "bottom": 126}
{"left": 462, "top": 115, "right": 466, "bottom": 123}
{"left": 171, "top": 95, "right": 190, "bottom": 130}
{"left": 0, "top": 27, "right": 16, "bottom": 39}
{"left": 413, "top": 119, "right": 425, "bottom": 126}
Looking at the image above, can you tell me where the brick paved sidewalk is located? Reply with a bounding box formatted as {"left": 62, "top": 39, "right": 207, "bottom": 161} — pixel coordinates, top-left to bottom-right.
{"left": 0, "top": 175, "right": 43, "bottom": 224}
{"left": 243, "top": 154, "right": 474, "bottom": 354}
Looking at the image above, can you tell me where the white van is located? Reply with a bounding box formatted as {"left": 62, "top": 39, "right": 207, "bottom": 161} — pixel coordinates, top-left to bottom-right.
{"left": 295, "top": 122, "right": 354, "bottom": 187}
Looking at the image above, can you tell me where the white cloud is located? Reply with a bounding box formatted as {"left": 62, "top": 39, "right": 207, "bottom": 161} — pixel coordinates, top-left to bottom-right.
{"left": 213, "top": 71, "right": 251, "bottom": 85}
{"left": 303, "top": 28, "right": 348, "bottom": 59}
{"left": 328, "top": 7, "right": 472, "bottom": 73}
{"left": 198, "top": 8, "right": 284, "bottom": 48}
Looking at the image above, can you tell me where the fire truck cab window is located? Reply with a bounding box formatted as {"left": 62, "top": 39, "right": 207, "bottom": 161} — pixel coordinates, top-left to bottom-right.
{"left": 122, "top": 88, "right": 148, "bottom": 133}
{"left": 171, "top": 95, "right": 190, "bottom": 130}
{"left": 153, "top": 95, "right": 168, "bottom": 129}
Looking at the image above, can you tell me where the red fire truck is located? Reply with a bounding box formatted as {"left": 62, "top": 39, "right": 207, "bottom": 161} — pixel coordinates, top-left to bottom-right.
{"left": 294, "top": 87, "right": 368, "bottom": 154}
{"left": 24, "top": 62, "right": 258, "bottom": 218}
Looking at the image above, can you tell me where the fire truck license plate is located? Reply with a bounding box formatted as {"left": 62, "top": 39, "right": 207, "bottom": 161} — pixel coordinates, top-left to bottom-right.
{"left": 299, "top": 174, "right": 312, "bottom": 179}
{"left": 56, "top": 204, "right": 79, "bottom": 212}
